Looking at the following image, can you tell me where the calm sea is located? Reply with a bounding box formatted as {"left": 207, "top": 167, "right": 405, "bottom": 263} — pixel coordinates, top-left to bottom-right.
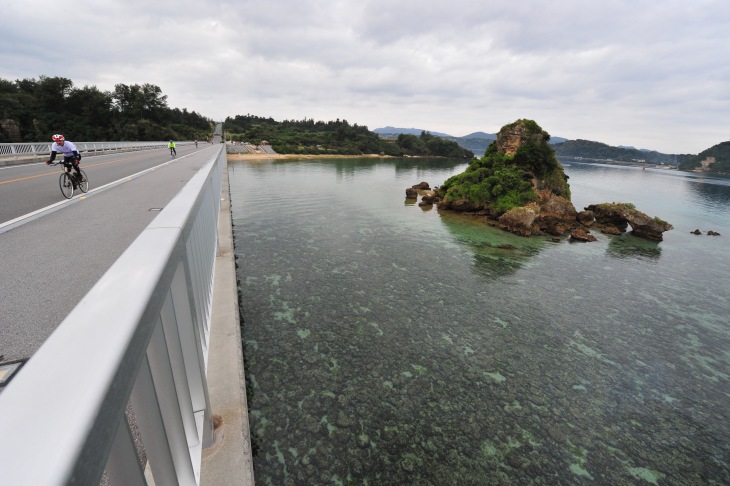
{"left": 228, "top": 157, "right": 730, "bottom": 485}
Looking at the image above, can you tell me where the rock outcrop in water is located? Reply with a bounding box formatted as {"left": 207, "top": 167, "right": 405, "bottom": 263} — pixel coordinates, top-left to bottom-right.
{"left": 585, "top": 203, "right": 674, "bottom": 241}
{"left": 407, "top": 119, "right": 674, "bottom": 242}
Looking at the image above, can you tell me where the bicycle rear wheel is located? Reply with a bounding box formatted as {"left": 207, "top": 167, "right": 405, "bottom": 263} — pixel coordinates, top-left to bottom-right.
{"left": 78, "top": 170, "right": 89, "bottom": 193}
{"left": 59, "top": 172, "right": 74, "bottom": 199}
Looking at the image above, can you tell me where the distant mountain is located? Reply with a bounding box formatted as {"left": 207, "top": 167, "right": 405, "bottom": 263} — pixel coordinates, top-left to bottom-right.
{"left": 375, "top": 127, "right": 571, "bottom": 157}
{"left": 617, "top": 145, "right": 653, "bottom": 152}
{"left": 447, "top": 132, "right": 496, "bottom": 156}
{"left": 462, "top": 131, "right": 496, "bottom": 139}
{"left": 375, "top": 127, "right": 488, "bottom": 155}
{"left": 374, "top": 127, "right": 453, "bottom": 138}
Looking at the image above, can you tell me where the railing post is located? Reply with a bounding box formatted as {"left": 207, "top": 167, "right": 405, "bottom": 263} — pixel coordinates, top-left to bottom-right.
{"left": 105, "top": 414, "right": 146, "bottom": 486}
{"left": 0, "top": 147, "right": 225, "bottom": 484}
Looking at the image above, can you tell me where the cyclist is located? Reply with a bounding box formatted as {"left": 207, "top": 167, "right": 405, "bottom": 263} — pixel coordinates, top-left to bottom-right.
{"left": 46, "top": 134, "right": 83, "bottom": 184}
{"left": 194, "top": 139, "right": 198, "bottom": 148}
{"left": 168, "top": 139, "right": 177, "bottom": 156}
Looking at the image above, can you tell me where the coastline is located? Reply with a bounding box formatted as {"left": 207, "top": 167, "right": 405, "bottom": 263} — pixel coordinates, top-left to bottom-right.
{"left": 226, "top": 153, "right": 393, "bottom": 161}
{"left": 225, "top": 153, "right": 474, "bottom": 161}
{"left": 557, "top": 155, "right": 679, "bottom": 170}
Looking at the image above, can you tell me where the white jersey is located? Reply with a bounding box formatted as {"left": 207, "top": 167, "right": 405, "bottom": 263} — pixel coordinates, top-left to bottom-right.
{"left": 51, "top": 140, "right": 79, "bottom": 157}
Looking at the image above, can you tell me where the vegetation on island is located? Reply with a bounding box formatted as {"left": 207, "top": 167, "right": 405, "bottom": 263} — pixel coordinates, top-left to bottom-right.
{"left": 0, "top": 76, "right": 214, "bottom": 142}
{"left": 430, "top": 122, "right": 673, "bottom": 241}
{"left": 439, "top": 119, "right": 570, "bottom": 213}
{"left": 223, "top": 114, "right": 473, "bottom": 158}
{"left": 677, "top": 141, "right": 730, "bottom": 174}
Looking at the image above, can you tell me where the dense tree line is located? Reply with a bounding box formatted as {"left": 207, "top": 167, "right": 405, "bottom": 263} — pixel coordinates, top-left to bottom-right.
{"left": 0, "top": 75, "right": 472, "bottom": 158}
{"left": 552, "top": 139, "right": 679, "bottom": 165}
{"left": 677, "top": 141, "right": 730, "bottom": 173}
{"left": 0, "top": 76, "right": 214, "bottom": 143}
{"left": 224, "top": 114, "right": 473, "bottom": 158}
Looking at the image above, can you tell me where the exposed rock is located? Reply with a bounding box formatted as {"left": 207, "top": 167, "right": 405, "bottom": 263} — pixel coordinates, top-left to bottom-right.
{"left": 601, "top": 225, "right": 622, "bottom": 235}
{"left": 406, "top": 183, "right": 435, "bottom": 200}
{"left": 498, "top": 206, "right": 539, "bottom": 237}
{"left": 570, "top": 228, "right": 597, "bottom": 242}
{"left": 496, "top": 122, "right": 546, "bottom": 157}
{"left": 577, "top": 210, "right": 595, "bottom": 226}
{"left": 698, "top": 156, "right": 716, "bottom": 172}
{"left": 585, "top": 204, "right": 628, "bottom": 231}
{"left": 535, "top": 190, "right": 577, "bottom": 236}
{"left": 440, "top": 197, "right": 483, "bottom": 212}
{"left": 585, "top": 203, "right": 673, "bottom": 241}
{"left": 707, "top": 230, "right": 721, "bottom": 236}
{"left": 691, "top": 229, "right": 702, "bottom": 235}
{"left": 420, "top": 193, "right": 436, "bottom": 206}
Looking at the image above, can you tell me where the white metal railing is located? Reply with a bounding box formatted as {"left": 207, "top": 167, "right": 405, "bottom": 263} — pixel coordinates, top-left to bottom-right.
{"left": 0, "top": 146, "right": 226, "bottom": 485}
{"left": 0, "top": 141, "right": 196, "bottom": 159}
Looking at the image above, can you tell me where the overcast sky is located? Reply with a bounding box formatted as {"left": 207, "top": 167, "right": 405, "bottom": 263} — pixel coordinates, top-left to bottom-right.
{"left": 3, "top": 0, "right": 729, "bottom": 154}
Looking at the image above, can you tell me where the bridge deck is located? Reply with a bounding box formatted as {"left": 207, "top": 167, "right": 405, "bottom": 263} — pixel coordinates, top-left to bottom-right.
{"left": 0, "top": 144, "right": 254, "bottom": 484}
{"left": 0, "top": 146, "right": 217, "bottom": 362}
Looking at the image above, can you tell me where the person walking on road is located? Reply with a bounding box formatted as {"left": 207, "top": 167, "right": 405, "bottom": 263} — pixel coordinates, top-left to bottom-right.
{"left": 46, "top": 134, "right": 83, "bottom": 184}
{"left": 168, "top": 139, "right": 177, "bottom": 157}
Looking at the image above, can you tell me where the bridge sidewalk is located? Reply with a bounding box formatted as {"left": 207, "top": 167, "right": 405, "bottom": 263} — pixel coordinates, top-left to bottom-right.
{"left": 201, "top": 163, "right": 255, "bottom": 485}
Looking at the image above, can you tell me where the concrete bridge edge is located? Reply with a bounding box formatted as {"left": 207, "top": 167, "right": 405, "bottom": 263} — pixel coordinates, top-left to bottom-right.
{"left": 200, "top": 160, "right": 255, "bottom": 485}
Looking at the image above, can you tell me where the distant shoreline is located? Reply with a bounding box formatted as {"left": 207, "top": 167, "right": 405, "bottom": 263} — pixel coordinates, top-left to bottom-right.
{"left": 559, "top": 156, "right": 678, "bottom": 170}
{"left": 225, "top": 153, "right": 465, "bottom": 161}
{"left": 226, "top": 153, "right": 391, "bottom": 160}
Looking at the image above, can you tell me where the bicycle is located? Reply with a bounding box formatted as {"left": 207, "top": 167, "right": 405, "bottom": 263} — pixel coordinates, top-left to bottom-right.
{"left": 51, "top": 161, "right": 89, "bottom": 199}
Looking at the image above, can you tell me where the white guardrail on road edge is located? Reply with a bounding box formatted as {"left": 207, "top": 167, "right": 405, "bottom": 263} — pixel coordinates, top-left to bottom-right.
{"left": 0, "top": 141, "right": 197, "bottom": 159}
{"left": 0, "top": 145, "right": 226, "bottom": 485}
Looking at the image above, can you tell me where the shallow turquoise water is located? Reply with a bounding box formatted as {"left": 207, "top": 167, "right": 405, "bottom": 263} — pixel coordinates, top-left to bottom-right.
{"left": 229, "top": 158, "right": 730, "bottom": 485}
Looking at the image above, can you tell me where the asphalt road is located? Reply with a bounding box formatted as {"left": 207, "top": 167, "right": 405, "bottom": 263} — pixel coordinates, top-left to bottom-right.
{"left": 0, "top": 144, "right": 224, "bottom": 363}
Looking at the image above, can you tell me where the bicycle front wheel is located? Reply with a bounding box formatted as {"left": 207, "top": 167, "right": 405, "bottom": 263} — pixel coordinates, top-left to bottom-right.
{"left": 78, "top": 170, "right": 89, "bottom": 193}
{"left": 59, "top": 172, "right": 74, "bottom": 199}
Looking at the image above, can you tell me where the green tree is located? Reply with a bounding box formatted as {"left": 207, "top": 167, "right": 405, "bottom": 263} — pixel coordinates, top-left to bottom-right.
{"left": 0, "top": 76, "right": 213, "bottom": 142}
{"left": 439, "top": 120, "right": 570, "bottom": 213}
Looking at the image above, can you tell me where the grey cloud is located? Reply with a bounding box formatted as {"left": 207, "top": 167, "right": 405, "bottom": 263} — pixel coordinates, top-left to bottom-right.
{"left": 2, "top": 0, "right": 729, "bottom": 153}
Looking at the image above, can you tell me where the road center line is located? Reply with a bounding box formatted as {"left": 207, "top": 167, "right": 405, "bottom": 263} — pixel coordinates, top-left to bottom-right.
{"left": 0, "top": 152, "right": 159, "bottom": 185}
{"left": 0, "top": 153, "right": 192, "bottom": 234}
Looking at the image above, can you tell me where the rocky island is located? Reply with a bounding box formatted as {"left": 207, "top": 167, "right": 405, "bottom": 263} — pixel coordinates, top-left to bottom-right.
{"left": 407, "top": 119, "right": 674, "bottom": 241}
